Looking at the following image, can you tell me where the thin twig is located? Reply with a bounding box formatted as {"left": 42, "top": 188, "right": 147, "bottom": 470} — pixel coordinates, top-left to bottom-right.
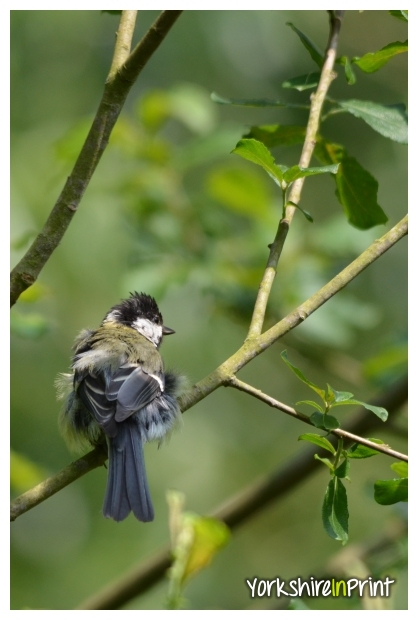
{"left": 180, "top": 215, "right": 408, "bottom": 412}
{"left": 108, "top": 11, "right": 138, "bottom": 79}
{"left": 10, "top": 215, "right": 407, "bottom": 522}
{"left": 247, "top": 11, "right": 344, "bottom": 338}
{"left": 77, "top": 377, "right": 407, "bottom": 610}
{"left": 10, "top": 11, "right": 183, "bottom": 307}
{"left": 228, "top": 376, "right": 408, "bottom": 462}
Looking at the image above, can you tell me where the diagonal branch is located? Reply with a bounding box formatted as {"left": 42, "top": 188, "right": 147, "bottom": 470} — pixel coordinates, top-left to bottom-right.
{"left": 10, "top": 10, "right": 183, "bottom": 307}
{"left": 247, "top": 10, "right": 344, "bottom": 338}
{"left": 228, "top": 375, "right": 408, "bottom": 462}
{"left": 76, "top": 376, "right": 407, "bottom": 610}
{"left": 10, "top": 215, "right": 407, "bottom": 522}
{"left": 180, "top": 215, "right": 408, "bottom": 411}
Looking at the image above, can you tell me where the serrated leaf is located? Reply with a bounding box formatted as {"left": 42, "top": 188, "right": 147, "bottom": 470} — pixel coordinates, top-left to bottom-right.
{"left": 299, "top": 433, "right": 336, "bottom": 454}
{"left": 347, "top": 438, "right": 385, "bottom": 459}
{"left": 337, "top": 99, "right": 408, "bottom": 144}
{"left": 314, "top": 454, "right": 335, "bottom": 471}
{"left": 244, "top": 125, "right": 306, "bottom": 148}
{"left": 282, "top": 164, "right": 339, "bottom": 184}
{"left": 322, "top": 478, "right": 349, "bottom": 544}
{"left": 353, "top": 41, "right": 408, "bottom": 74}
{"left": 282, "top": 72, "right": 321, "bottom": 91}
{"left": 281, "top": 350, "right": 325, "bottom": 399}
{"left": 232, "top": 139, "right": 285, "bottom": 186}
{"left": 334, "top": 459, "right": 350, "bottom": 479}
{"left": 315, "top": 140, "right": 388, "bottom": 229}
{"left": 296, "top": 400, "right": 324, "bottom": 413}
{"left": 331, "top": 399, "right": 388, "bottom": 422}
{"left": 286, "top": 22, "right": 324, "bottom": 68}
{"left": 374, "top": 478, "right": 408, "bottom": 505}
{"left": 337, "top": 56, "right": 356, "bottom": 85}
{"left": 389, "top": 10, "right": 408, "bottom": 22}
{"left": 391, "top": 461, "right": 408, "bottom": 478}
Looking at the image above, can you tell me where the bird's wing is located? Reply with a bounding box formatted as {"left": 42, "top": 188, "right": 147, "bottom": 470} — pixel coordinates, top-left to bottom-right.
{"left": 105, "top": 363, "right": 164, "bottom": 423}
{"left": 76, "top": 371, "right": 118, "bottom": 437}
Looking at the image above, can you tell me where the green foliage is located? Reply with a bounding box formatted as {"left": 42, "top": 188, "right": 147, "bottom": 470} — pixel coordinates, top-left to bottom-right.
{"left": 281, "top": 350, "right": 388, "bottom": 422}
{"left": 282, "top": 72, "right": 320, "bottom": 91}
{"left": 352, "top": 41, "right": 408, "bottom": 74}
{"left": 314, "top": 139, "right": 388, "bottom": 229}
{"left": 374, "top": 478, "right": 408, "bottom": 505}
{"left": 166, "top": 491, "right": 230, "bottom": 609}
{"left": 286, "top": 22, "right": 324, "bottom": 67}
{"left": 285, "top": 351, "right": 394, "bottom": 543}
{"left": 322, "top": 477, "right": 349, "bottom": 545}
{"left": 335, "top": 100, "right": 408, "bottom": 144}
{"left": 389, "top": 10, "right": 408, "bottom": 21}
{"left": 374, "top": 460, "right": 408, "bottom": 506}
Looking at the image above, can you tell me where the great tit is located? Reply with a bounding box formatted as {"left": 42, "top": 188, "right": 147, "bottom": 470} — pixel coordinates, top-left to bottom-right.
{"left": 57, "top": 292, "right": 182, "bottom": 523}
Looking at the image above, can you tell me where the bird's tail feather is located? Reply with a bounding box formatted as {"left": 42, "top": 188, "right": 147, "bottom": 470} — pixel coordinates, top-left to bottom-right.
{"left": 103, "top": 422, "right": 154, "bottom": 522}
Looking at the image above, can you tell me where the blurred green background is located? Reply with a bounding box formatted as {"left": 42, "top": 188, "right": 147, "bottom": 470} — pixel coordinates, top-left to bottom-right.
{"left": 11, "top": 10, "right": 407, "bottom": 610}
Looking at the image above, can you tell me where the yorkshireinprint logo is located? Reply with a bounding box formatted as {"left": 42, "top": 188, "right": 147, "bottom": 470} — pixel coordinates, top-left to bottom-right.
{"left": 246, "top": 576, "right": 396, "bottom": 599}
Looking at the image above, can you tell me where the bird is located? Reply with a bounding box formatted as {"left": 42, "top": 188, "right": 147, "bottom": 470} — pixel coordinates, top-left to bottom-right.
{"left": 56, "top": 292, "right": 183, "bottom": 522}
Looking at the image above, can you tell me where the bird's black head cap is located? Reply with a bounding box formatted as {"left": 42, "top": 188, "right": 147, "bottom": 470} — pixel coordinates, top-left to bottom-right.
{"left": 105, "top": 292, "right": 163, "bottom": 327}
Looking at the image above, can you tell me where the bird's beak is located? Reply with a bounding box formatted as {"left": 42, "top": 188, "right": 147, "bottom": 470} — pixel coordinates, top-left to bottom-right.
{"left": 162, "top": 325, "right": 176, "bottom": 335}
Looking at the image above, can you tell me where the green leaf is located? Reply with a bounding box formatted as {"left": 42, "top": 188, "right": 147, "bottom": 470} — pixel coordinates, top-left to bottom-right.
{"left": 337, "top": 56, "right": 356, "bottom": 85}
{"left": 287, "top": 201, "right": 314, "bottom": 223}
{"left": 391, "top": 461, "right": 408, "bottom": 478}
{"left": 315, "top": 140, "right": 388, "bottom": 230}
{"left": 314, "top": 455, "right": 334, "bottom": 471}
{"left": 244, "top": 125, "right": 306, "bottom": 148}
{"left": 231, "top": 139, "right": 284, "bottom": 187}
{"left": 310, "top": 411, "right": 340, "bottom": 431}
{"left": 298, "top": 433, "right": 336, "bottom": 454}
{"left": 167, "top": 491, "right": 230, "bottom": 608}
{"left": 336, "top": 100, "right": 408, "bottom": 144}
{"left": 389, "top": 10, "right": 408, "bottom": 22}
{"left": 282, "top": 164, "right": 339, "bottom": 184}
{"left": 374, "top": 478, "right": 408, "bottom": 505}
{"left": 280, "top": 350, "right": 325, "bottom": 399}
{"left": 296, "top": 400, "right": 324, "bottom": 413}
{"left": 101, "top": 10, "right": 122, "bottom": 15}
{"left": 323, "top": 413, "right": 340, "bottom": 430}
{"left": 334, "top": 459, "right": 350, "bottom": 479}
{"left": 347, "top": 438, "right": 385, "bottom": 459}
{"left": 282, "top": 72, "right": 321, "bottom": 91}
{"left": 322, "top": 478, "right": 349, "bottom": 544}
{"left": 353, "top": 41, "right": 408, "bottom": 73}
{"left": 330, "top": 399, "right": 388, "bottom": 422}
{"left": 286, "top": 22, "right": 324, "bottom": 68}
{"left": 327, "top": 384, "right": 355, "bottom": 405}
